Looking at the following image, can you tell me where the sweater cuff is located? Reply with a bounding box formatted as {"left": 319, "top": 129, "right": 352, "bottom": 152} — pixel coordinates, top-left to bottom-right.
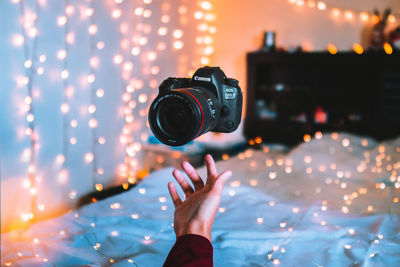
{"left": 163, "top": 234, "right": 213, "bottom": 267}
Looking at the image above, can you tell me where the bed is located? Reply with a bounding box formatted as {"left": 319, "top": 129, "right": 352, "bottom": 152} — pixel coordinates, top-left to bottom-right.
{"left": 2, "top": 133, "right": 400, "bottom": 266}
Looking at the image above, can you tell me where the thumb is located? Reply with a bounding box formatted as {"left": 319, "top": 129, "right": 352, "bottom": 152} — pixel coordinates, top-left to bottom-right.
{"left": 213, "top": 170, "right": 232, "bottom": 193}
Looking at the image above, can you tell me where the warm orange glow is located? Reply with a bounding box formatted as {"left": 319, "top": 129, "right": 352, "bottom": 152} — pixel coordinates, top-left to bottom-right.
{"left": 316, "top": 1, "right": 326, "bottom": 10}
{"left": 95, "top": 184, "right": 103, "bottom": 191}
{"left": 372, "top": 15, "right": 379, "bottom": 24}
{"left": 359, "top": 12, "right": 369, "bottom": 22}
{"left": 331, "top": 8, "right": 340, "bottom": 18}
{"left": 303, "top": 134, "right": 311, "bottom": 142}
{"left": 327, "top": 43, "right": 337, "bottom": 54}
{"left": 383, "top": 43, "right": 393, "bottom": 55}
{"left": 388, "top": 14, "right": 396, "bottom": 23}
{"left": 353, "top": 43, "right": 363, "bottom": 54}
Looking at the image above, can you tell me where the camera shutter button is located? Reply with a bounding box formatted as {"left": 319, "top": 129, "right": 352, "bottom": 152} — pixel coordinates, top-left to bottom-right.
{"left": 221, "top": 105, "right": 230, "bottom": 117}
{"left": 225, "top": 78, "right": 239, "bottom": 87}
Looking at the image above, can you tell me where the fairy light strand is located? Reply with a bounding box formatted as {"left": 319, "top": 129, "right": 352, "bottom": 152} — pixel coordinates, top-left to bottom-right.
{"left": 19, "top": 0, "right": 41, "bottom": 223}
{"left": 88, "top": 1, "right": 99, "bottom": 189}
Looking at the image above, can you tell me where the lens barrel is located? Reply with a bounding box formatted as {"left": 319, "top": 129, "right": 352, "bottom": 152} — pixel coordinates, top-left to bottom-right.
{"left": 149, "top": 88, "right": 220, "bottom": 146}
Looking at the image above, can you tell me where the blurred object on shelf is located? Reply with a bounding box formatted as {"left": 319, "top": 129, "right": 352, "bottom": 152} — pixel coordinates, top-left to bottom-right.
{"left": 389, "top": 26, "right": 400, "bottom": 50}
{"left": 369, "top": 8, "right": 391, "bottom": 51}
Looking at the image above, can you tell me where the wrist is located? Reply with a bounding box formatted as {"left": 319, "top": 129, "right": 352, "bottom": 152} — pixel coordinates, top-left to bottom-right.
{"left": 176, "top": 221, "right": 211, "bottom": 242}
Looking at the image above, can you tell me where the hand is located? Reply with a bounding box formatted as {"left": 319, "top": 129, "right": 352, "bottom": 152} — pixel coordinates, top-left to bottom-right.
{"left": 167, "top": 154, "right": 232, "bottom": 242}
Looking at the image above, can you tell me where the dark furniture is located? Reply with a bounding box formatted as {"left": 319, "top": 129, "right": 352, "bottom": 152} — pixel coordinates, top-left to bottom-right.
{"left": 244, "top": 51, "right": 400, "bottom": 145}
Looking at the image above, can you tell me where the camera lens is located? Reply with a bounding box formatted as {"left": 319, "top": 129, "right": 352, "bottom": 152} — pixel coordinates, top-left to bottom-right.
{"left": 149, "top": 89, "right": 220, "bottom": 146}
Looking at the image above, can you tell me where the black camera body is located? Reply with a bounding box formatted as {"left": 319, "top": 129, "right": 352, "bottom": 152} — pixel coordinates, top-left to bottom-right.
{"left": 148, "top": 67, "right": 242, "bottom": 146}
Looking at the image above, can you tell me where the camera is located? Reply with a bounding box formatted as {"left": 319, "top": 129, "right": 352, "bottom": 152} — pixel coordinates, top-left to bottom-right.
{"left": 148, "top": 66, "right": 242, "bottom": 146}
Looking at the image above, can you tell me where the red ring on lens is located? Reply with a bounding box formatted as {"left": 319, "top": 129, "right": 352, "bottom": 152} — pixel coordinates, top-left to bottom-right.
{"left": 181, "top": 90, "right": 204, "bottom": 138}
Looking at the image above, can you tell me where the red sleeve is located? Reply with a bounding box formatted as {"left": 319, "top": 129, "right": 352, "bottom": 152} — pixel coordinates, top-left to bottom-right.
{"left": 163, "top": 234, "right": 213, "bottom": 267}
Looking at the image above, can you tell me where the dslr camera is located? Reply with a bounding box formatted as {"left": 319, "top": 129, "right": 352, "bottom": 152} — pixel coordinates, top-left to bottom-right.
{"left": 148, "top": 66, "right": 242, "bottom": 146}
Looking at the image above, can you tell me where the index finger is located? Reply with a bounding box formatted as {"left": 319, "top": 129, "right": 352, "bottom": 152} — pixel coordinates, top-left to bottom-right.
{"left": 205, "top": 154, "right": 218, "bottom": 185}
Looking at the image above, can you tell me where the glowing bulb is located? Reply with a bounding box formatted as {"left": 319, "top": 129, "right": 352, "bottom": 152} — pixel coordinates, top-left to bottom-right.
{"left": 88, "top": 24, "right": 98, "bottom": 35}
{"left": 112, "top": 9, "right": 122, "bottom": 19}
{"left": 85, "top": 8, "right": 94, "bottom": 17}
{"left": 61, "top": 69, "right": 69, "bottom": 79}
{"left": 388, "top": 14, "right": 396, "bottom": 23}
{"left": 89, "top": 118, "right": 98, "bottom": 128}
{"left": 12, "top": 34, "right": 24, "bottom": 46}
{"left": 57, "top": 16, "right": 67, "bottom": 26}
{"left": 70, "top": 137, "right": 77, "bottom": 144}
{"left": 98, "top": 137, "right": 106, "bottom": 144}
{"left": 96, "top": 89, "right": 104, "bottom": 98}
{"left": 60, "top": 103, "right": 70, "bottom": 114}
{"left": 26, "top": 113, "right": 34, "bottom": 122}
{"left": 39, "top": 54, "right": 46, "bottom": 62}
{"left": 173, "top": 29, "right": 183, "bottom": 38}
{"left": 143, "top": 9, "right": 152, "bottom": 18}
{"left": 147, "top": 52, "right": 157, "bottom": 61}
{"left": 384, "top": 43, "right": 393, "bottom": 55}
{"left": 173, "top": 40, "right": 184, "bottom": 50}
{"left": 123, "top": 62, "right": 133, "bottom": 71}
{"left": 57, "top": 49, "right": 67, "bottom": 60}
{"left": 135, "top": 7, "right": 144, "bottom": 16}
{"left": 85, "top": 153, "right": 94, "bottom": 163}
{"left": 194, "top": 11, "right": 204, "bottom": 20}
{"left": 161, "top": 14, "right": 170, "bottom": 23}
{"left": 88, "top": 104, "right": 96, "bottom": 114}
{"left": 88, "top": 74, "right": 95, "bottom": 83}
{"left": 344, "top": 10, "right": 353, "bottom": 20}
{"left": 65, "top": 5, "right": 75, "bottom": 16}
{"left": 359, "top": 12, "right": 369, "bottom": 22}
{"left": 332, "top": 8, "right": 340, "bottom": 18}
{"left": 90, "top": 57, "right": 99, "bottom": 68}
{"left": 95, "top": 184, "right": 103, "bottom": 191}
{"left": 353, "top": 43, "right": 363, "bottom": 54}
{"left": 317, "top": 1, "right": 326, "bottom": 10}
{"left": 113, "top": 54, "right": 123, "bottom": 64}
{"left": 97, "top": 41, "right": 105, "bottom": 50}
{"left": 66, "top": 32, "right": 75, "bottom": 44}
{"left": 138, "top": 93, "right": 148, "bottom": 103}
{"left": 201, "top": 1, "right": 212, "bottom": 10}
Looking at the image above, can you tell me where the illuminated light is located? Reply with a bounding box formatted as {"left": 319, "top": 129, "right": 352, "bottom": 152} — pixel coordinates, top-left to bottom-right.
{"left": 173, "top": 40, "right": 184, "bottom": 50}
{"left": 95, "top": 184, "right": 103, "bottom": 191}
{"left": 342, "top": 138, "right": 350, "bottom": 147}
{"left": 200, "top": 56, "right": 210, "bottom": 65}
{"left": 159, "top": 196, "right": 167, "bottom": 203}
{"left": 384, "top": 43, "right": 393, "bottom": 55}
{"left": 288, "top": 0, "right": 296, "bottom": 4}
{"left": 112, "top": 9, "right": 122, "bottom": 19}
{"left": 96, "top": 41, "right": 105, "bottom": 50}
{"left": 344, "top": 10, "right": 353, "bottom": 20}
{"left": 359, "top": 12, "right": 369, "bottom": 22}
{"left": 28, "top": 28, "right": 38, "bottom": 38}
{"left": 204, "top": 46, "right": 214, "bottom": 55}
{"left": 393, "top": 197, "right": 399, "bottom": 203}
{"left": 131, "top": 47, "right": 141, "bottom": 56}
{"left": 201, "top": 1, "right": 212, "bottom": 10}
{"left": 58, "top": 169, "right": 68, "bottom": 184}
{"left": 65, "top": 32, "right": 75, "bottom": 44}
{"left": 85, "top": 8, "right": 94, "bottom": 17}
{"left": 123, "top": 62, "right": 133, "bottom": 72}
{"left": 88, "top": 24, "right": 98, "bottom": 35}
{"left": 88, "top": 74, "right": 95, "bottom": 84}
{"left": 303, "top": 134, "right": 311, "bottom": 142}
{"left": 89, "top": 118, "right": 98, "bottom": 128}
{"left": 90, "top": 57, "right": 99, "bottom": 68}
{"left": 143, "top": 9, "right": 152, "bottom": 18}
{"left": 21, "top": 213, "right": 34, "bottom": 221}
{"left": 268, "top": 201, "right": 275, "bottom": 207}
{"left": 98, "top": 137, "right": 106, "bottom": 145}
{"left": 307, "top": 0, "right": 315, "bottom": 8}
{"left": 56, "top": 154, "right": 66, "bottom": 164}
{"left": 292, "top": 207, "right": 299, "bottom": 213}
{"left": 29, "top": 187, "right": 37, "bottom": 195}
{"left": 218, "top": 207, "right": 225, "bottom": 213}
{"left": 150, "top": 66, "right": 160, "bottom": 75}
{"left": 361, "top": 139, "right": 368, "bottom": 146}
{"left": 69, "top": 120, "right": 78, "bottom": 128}
{"left": 173, "top": 29, "right": 183, "bottom": 39}
{"left": 110, "top": 202, "right": 121, "bottom": 209}
{"left": 97, "top": 168, "right": 104, "bottom": 175}
{"left": 342, "top": 206, "right": 349, "bottom": 214}
{"left": 230, "top": 180, "right": 240, "bottom": 187}
{"left": 388, "top": 14, "right": 396, "bottom": 23}
{"left": 280, "top": 222, "right": 287, "bottom": 228}
{"left": 317, "top": 1, "right": 326, "bottom": 10}
{"left": 304, "top": 155, "right": 312, "bottom": 163}
{"left": 25, "top": 128, "right": 32, "bottom": 136}
{"left": 320, "top": 220, "right": 326, "bottom": 226}
{"left": 257, "top": 217, "right": 264, "bottom": 224}
{"left": 249, "top": 179, "right": 258, "bottom": 186}
{"left": 296, "top": 0, "right": 304, "bottom": 7}
{"left": 65, "top": 5, "right": 75, "bottom": 16}
{"left": 147, "top": 51, "right": 157, "bottom": 61}
{"left": 26, "top": 113, "right": 35, "bottom": 122}
{"left": 94, "top": 89, "right": 104, "bottom": 99}
{"left": 87, "top": 104, "right": 96, "bottom": 114}
{"left": 331, "top": 8, "right": 340, "bottom": 18}
{"left": 61, "top": 69, "right": 69, "bottom": 79}
{"left": 59, "top": 103, "right": 70, "bottom": 114}
{"left": 85, "top": 153, "right": 94, "bottom": 163}
{"left": 194, "top": 11, "right": 204, "bottom": 20}
{"left": 24, "top": 96, "right": 32, "bottom": 105}
{"left": 12, "top": 34, "right": 24, "bottom": 46}
{"left": 161, "top": 14, "right": 170, "bottom": 23}
{"left": 36, "top": 66, "right": 44, "bottom": 75}
{"left": 321, "top": 205, "right": 327, "bottom": 211}
{"left": 69, "top": 190, "right": 77, "bottom": 199}
{"left": 269, "top": 172, "right": 277, "bottom": 179}
{"left": 135, "top": 7, "right": 144, "bottom": 16}
{"left": 353, "top": 43, "right": 364, "bottom": 54}
{"left": 328, "top": 43, "right": 337, "bottom": 54}
{"left": 23, "top": 179, "right": 31, "bottom": 188}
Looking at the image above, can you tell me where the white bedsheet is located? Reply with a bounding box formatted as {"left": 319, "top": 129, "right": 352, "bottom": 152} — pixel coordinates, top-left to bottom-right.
{"left": 2, "top": 133, "right": 400, "bottom": 266}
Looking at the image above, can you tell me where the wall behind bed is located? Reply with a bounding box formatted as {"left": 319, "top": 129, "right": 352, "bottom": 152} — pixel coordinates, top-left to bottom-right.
{"left": 0, "top": 0, "right": 216, "bottom": 232}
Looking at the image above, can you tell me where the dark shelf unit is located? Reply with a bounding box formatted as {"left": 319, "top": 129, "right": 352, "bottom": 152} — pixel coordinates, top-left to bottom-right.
{"left": 244, "top": 51, "right": 400, "bottom": 145}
